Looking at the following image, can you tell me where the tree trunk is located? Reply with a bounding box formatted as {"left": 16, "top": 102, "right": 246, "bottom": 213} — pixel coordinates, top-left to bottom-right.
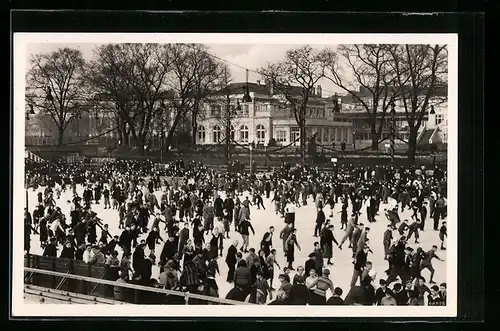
{"left": 191, "top": 105, "right": 198, "bottom": 146}
{"left": 300, "top": 124, "right": 306, "bottom": 165}
{"left": 225, "top": 123, "right": 231, "bottom": 169}
{"left": 191, "top": 121, "right": 197, "bottom": 145}
{"left": 407, "top": 127, "right": 419, "bottom": 164}
{"left": 57, "top": 128, "right": 64, "bottom": 145}
{"left": 370, "top": 122, "right": 379, "bottom": 151}
{"left": 131, "top": 134, "right": 146, "bottom": 156}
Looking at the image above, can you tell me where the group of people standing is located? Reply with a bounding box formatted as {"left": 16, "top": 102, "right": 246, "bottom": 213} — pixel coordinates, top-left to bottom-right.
{"left": 24, "top": 158, "right": 448, "bottom": 306}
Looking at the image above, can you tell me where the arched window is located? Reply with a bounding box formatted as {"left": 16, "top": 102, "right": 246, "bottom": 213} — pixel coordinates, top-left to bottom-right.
{"left": 213, "top": 125, "right": 221, "bottom": 143}
{"left": 197, "top": 125, "right": 206, "bottom": 143}
{"left": 240, "top": 125, "right": 249, "bottom": 143}
{"left": 256, "top": 124, "right": 266, "bottom": 144}
{"left": 230, "top": 125, "right": 235, "bottom": 141}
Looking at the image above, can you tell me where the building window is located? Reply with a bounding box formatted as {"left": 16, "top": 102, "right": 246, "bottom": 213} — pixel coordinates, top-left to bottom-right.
{"left": 343, "top": 128, "right": 348, "bottom": 141}
{"left": 240, "top": 125, "right": 249, "bottom": 143}
{"left": 436, "top": 114, "right": 444, "bottom": 125}
{"left": 243, "top": 105, "right": 249, "bottom": 115}
{"left": 211, "top": 105, "right": 221, "bottom": 117}
{"left": 212, "top": 125, "right": 221, "bottom": 143}
{"left": 322, "top": 128, "right": 328, "bottom": 143}
{"left": 197, "top": 125, "right": 206, "bottom": 143}
{"left": 329, "top": 128, "right": 335, "bottom": 143}
{"left": 256, "top": 124, "right": 266, "bottom": 144}
{"left": 276, "top": 130, "right": 287, "bottom": 143}
{"left": 336, "top": 127, "right": 342, "bottom": 141}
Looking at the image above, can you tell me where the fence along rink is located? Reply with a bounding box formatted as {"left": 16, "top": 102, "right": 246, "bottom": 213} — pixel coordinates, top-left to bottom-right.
{"left": 24, "top": 254, "right": 250, "bottom": 305}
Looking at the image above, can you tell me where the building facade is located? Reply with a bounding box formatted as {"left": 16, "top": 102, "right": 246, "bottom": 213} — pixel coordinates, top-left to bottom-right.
{"left": 196, "top": 82, "right": 353, "bottom": 147}
{"left": 335, "top": 86, "right": 448, "bottom": 149}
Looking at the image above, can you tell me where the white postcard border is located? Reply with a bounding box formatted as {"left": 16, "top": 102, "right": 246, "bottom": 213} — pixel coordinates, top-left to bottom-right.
{"left": 12, "top": 33, "right": 458, "bottom": 317}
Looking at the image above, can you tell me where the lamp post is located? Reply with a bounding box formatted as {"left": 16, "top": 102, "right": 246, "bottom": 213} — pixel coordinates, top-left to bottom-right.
{"left": 249, "top": 142, "right": 253, "bottom": 174}
{"left": 389, "top": 97, "right": 396, "bottom": 165}
{"left": 352, "top": 131, "right": 356, "bottom": 150}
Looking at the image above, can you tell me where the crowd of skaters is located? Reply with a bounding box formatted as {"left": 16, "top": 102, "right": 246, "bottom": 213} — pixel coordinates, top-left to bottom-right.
{"left": 24, "top": 158, "right": 448, "bottom": 306}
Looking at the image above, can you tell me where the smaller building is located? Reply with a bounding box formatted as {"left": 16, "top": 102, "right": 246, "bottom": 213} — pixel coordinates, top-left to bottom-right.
{"left": 335, "top": 86, "right": 448, "bottom": 149}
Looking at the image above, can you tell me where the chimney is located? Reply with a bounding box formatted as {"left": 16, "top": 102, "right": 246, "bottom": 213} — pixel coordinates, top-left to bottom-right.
{"left": 317, "top": 85, "right": 322, "bottom": 97}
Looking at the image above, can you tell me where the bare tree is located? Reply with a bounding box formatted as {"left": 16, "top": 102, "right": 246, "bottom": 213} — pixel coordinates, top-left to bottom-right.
{"left": 189, "top": 53, "right": 228, "bottom": 145}
{"left": 259, "top": 45, "right": 328, "bottom": 164}
{"left": 160, "top": 43, "right": 228, "bottom": 153}
{"left": 323, "top": 44, "right": 405, "bottom": 150}
{"left": 388, "top": 44, "right": 448, "bottom": 163}
{"left": 205, "top": 67, "right": 249, "bottom": 168}
{"left": 85, "top": 43, "right": 171, "bottom": 154}
{"left": 26, "top": 48, "right": 87, "bottom": 145}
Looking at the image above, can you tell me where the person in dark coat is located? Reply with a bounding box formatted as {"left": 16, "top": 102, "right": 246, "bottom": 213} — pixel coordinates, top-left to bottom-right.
{"left": 260, "top": 226, "right": 274, "bottom": 257}
{"left": 223, "top": 196, "right": 235, "bottom": 226}
{"left": 119, "top": 226, "right": 133, "bottom": 256}
{"left": 38, "top": 217, "right": 49, "bottom": 247}
{"left": 320, "top": 224, "right": 338, "bottom": 265}
{"left": 193, "top": 223, "right": 205, "bottom": 250}
{"left": 104, "top": 235, "right": 120, "bottom": 256}
{"left": 233, "top": 259, "right": 252, "bottom": 298}
{"left": 279, "top": 223, "right": 294, "bottom": 257}
{"left": 383, "top": 224, "right": 394, "bottom": 259}
{"left": 314, "top": 207, "right": 326, "bottom": 237}
{"left": 326, "top": 287, "right": 345, "bottom": 305}
{"left": 160, "top": 235, "right": 178, "bottom": 265}
{"left": 285, "top": 229, "right": 301, "bottom": 270}
{"left": 177, "top": 221, "right": 190, "bottom": 253}
{"left": 146, "top": 227, "right": 163, "bottom": 256}
{"left": 214, "top": 196, "right": 224, "bottom": 220}
{"left": 132, "top": 241, "right": 146, "bottom": 272}
{"left": 42, "top": 237, "right": 58, "bottom": 257}
{"left": 210, "top": 228, "right": 223, "bottom": 259}
{"left": 304, "top": 253, "right": 317, "bottom": 277}
{"left": 287, "top": 275, "right": 311, "bottom": 305}
{"left": 59, "top": 241, "right": 75, "bottom": 259}
{"left": 225, "top": 240, "right": 238, "bottom": 282}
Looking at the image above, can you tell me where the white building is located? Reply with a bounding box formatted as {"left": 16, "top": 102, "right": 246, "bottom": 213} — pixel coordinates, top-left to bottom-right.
{"left": 196, "top": 81, "right": 353, "bottom": 147}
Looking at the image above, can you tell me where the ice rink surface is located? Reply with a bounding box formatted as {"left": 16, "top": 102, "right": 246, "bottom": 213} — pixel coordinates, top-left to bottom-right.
{"left": 24, "top": 184, "right": 447, "bottom": 302}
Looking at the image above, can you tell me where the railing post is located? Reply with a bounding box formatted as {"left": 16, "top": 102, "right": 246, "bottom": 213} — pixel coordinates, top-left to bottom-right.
{"left": 184, "top": 292, "right": 190, "bottom": 305}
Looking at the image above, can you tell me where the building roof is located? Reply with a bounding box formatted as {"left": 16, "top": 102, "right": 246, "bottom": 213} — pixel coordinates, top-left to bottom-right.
{"left": 339, "top": 85, "right": 448, "bottom": 105}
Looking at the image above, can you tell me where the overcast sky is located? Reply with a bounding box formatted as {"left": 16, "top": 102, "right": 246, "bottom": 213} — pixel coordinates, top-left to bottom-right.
{"left": 26, "top": 43, "right": 346, "bottom": 97}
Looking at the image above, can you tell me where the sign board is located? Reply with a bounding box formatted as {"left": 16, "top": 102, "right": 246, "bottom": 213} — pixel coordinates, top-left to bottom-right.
{"left": 415, "top": 169, "right": 423, "bottom": 175}
{"left": 425, "top": 170, "right": 434, "bottom": 176}
{"left": 384, "top": 144, "right": 390, "bottom": 148}
{"left": 331, "top": 157, "right": 338, "bottom": 163}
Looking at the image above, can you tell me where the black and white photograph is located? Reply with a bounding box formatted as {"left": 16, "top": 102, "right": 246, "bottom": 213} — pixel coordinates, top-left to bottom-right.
{"left": 12, "top": 33, "right": 458, "bottom": 317}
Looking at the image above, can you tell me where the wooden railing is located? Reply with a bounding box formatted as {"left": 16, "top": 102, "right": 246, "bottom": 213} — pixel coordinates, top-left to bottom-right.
{"left": 24, "top": 266, "right": 252, "bottom": 305}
